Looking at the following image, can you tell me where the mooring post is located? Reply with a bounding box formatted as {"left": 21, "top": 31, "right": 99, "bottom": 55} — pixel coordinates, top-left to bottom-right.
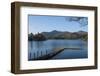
{"left": 37, "top": 51, "right": 39, "bottom": 58}
{"left": 41, "top": 51, "right": 42, "bottom": 57}
{"left": 30, "top": 52, "right": 31, "bottom": 59}
{"left": 46, "top": 50, "right": 47, "bottom": 55}
{"left": 33, "top": 53, "right": 35, "bottom": 59}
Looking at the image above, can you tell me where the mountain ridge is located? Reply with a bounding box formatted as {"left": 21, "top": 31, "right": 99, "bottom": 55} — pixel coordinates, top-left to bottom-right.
{"left": 41, "top": 30, "right": 87, "bottom": 39}
{"left": 28, "top": 30, "right": 87, "bottom": 41}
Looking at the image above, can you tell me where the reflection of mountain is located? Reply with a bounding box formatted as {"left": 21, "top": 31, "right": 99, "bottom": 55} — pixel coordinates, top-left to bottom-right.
{"left": 28, "top": 30, "right": 88, "bottom": 41}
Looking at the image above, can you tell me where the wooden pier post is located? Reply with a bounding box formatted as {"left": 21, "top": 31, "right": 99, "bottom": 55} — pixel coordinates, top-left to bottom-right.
{"left": 41, "top": 51, "right": 42, "bottom": 57}
{"left": 33, "top": 53, "right": 35, "bottom": 59}
{"left": 30, "top": 53, "right": 31, "bottom": 59}
{"left": 37, "top": 51, "right": 39, "bottom": 58}
{"left": 46, "top": 50, "right": 47, "bottom": 55}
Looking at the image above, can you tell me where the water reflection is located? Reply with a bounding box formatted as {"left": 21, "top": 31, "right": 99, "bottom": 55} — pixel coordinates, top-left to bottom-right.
{"left": 28, "top": 39, "right": 88, "bottom": 60}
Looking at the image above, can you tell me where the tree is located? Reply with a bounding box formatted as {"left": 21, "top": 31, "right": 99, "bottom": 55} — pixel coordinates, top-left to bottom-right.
{"left": 28, "top": 33, "right": 34, "bottom": 41}
{"left": 33, "top": 33, "right": 46, "bottom": 41}
{"left": 28, "top": 32, "right": 47, "bottom": 41}
{"left": 65, "top": 16, "right": 88, "bottom": 27}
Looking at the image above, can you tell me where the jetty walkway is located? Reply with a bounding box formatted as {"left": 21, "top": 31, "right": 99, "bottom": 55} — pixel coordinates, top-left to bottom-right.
{"left": 29, "top": 47, "right": 81, "bottom": 60}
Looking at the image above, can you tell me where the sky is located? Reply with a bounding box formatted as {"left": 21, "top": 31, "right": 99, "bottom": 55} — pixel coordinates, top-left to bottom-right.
{"left": 28, "top": 15, "right": 88, "bottom": 34}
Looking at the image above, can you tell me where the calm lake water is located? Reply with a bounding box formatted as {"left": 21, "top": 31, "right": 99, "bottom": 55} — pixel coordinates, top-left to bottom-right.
{"left": 28, "top": 39, "right": 88, "bottom": 60}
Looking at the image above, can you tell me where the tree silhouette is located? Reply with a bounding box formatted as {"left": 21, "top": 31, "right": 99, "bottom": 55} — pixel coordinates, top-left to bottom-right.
{"left": 28, "top": 32, "right": 46, "bottom": 41}
{"left": 28, "top": 33, "right": 34, "bottom": 41}
{"left": 65, "top": 16, "right": 88, "bottom": 27}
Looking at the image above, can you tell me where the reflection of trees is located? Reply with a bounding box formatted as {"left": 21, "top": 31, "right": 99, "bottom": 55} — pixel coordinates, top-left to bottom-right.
{"left": 36, "top": 41, "right": 43, "bottom": 48}
{"left": 34, "top": 41, "right": 44, "bottom": 52}
{"left": 30, "top": 41, "right": 33, "bottom": 49}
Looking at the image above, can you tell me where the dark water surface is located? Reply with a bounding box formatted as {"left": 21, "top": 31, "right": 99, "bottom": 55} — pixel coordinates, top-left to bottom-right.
{"left": 28, "top": 39, "right": 88, "bottom": 60}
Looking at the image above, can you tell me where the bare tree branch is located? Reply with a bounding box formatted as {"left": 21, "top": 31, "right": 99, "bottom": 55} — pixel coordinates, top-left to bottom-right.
{"left": 65, "top": 16, "right": 88, "bottom": 27}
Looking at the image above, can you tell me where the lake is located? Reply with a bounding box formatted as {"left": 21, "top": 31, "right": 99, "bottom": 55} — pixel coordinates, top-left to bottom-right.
{"left": 28, "top": 39, "right": 88, "bottom": 60}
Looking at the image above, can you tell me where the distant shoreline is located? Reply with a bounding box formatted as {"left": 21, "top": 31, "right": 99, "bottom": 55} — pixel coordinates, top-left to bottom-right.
{"left": 28, "top": 30, "right": 88, "bottom": 41}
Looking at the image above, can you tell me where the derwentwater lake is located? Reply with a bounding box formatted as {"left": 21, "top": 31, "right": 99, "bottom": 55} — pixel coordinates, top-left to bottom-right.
{"left": 28, "top": 39, "right": 88, "bottom": 60}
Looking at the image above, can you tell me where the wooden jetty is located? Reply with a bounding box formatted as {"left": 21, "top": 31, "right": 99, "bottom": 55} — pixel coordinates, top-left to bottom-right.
{"left": 29, "top": 47, "right": 81, "bottom": 60}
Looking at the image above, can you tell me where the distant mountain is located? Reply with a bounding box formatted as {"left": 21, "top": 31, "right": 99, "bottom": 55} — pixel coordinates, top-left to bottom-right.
{"left": 42, "top": 30, "right": 87, "bottom": 39}
{"left": 75, "top": 31, "right": 87, "bottom": 35}
{"left": 28, "top": 30, "right": 88, "bottom": 41}
{"left": 42, "top": 30, "right": 63, "bottom": 39}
